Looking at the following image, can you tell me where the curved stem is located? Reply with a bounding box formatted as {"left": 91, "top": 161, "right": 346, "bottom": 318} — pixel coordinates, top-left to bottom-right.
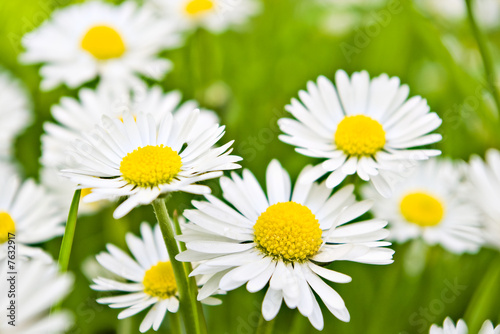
{"left": 465, "top": 0, "right": 500, "bottom": 115}
{"left": 152, "top": 199, "right": 204, "bottom": 334}
{"left": 58, "top": 189, "right": 81, "bottom": 272}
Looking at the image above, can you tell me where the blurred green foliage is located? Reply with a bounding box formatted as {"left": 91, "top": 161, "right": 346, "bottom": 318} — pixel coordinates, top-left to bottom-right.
{"left": 1, "top": 0, "right": 500, "bottom": 333}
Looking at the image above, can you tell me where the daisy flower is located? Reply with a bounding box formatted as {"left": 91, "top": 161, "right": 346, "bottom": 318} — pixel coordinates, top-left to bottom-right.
{"left": 0, "top": 257, "right": 74, "bottom": 334}
{"left": 21, "top": 1, "right": 181, "bottom": 93}
{"left": 176, "top": 160, "right": 394, "bottom": 330}
{"left": 91, "top": 222, "right": 220, "bottom": 333}
{"left": 145, "top": 0, "right": 261, "bottom": 33}
{"left": 278, "top": 70, "right": 442, "bottom": 197}
{"left": 429, "top": 317, "right": 500, "bottom": 334}
{"left": 41, "top": 86, "right": 218, "bottom": 215}
{"left": 362, "top": 159, "right": 483, "bottom": 254}
{"left": 62, "top": 108, "right": 241, "bottom": 219}
{"left": 0, "top": 165, "right": 65, "bottom": 261}
{"left": 468, "top": 149, "right": 500, "bottom": 250}
{"left": 0, "top": 69, "right": 31, "bottom": 160}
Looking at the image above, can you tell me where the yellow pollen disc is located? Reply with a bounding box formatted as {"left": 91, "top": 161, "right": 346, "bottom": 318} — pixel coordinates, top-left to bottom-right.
{"left": 81, "top": 188, "right": 92, "bottom": 199}
{"left": 334, "top": 115, "right": 386, "bottom": 156}
{"left": 185, "top": 0, "right": 215, "bottom": 16}
{"left": 81, "top": 25, "right": 126, "bottom": 60}
{"left": 0, "top": 211, "right": 16, "bottom": 244}
{"left": 254, "top": 202, "right": 322, "bottom": 262}
{"left": 120, "top": 145, "right": 182, "bottom": 188}
{"left": 400, "top": 192, "right": 445, "bottom": 227}
{"left": 142, "top": 261, "right": 177, "bottom": 299}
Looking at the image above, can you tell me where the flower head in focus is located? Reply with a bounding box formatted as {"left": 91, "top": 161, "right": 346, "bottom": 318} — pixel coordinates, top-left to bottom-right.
{"left": 91, "top": 222, "right": 221, "bottom": 333}
{"left": 177, "top": 160, "right": 394, "bottom": 330}
{"left": 279, "top": 70, "right": 442, "bottom": 197}
{"left": 62, "top": 108, "right": 241, "bottom": 218}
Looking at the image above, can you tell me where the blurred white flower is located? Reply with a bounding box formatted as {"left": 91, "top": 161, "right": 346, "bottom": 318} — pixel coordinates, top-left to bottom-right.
{"left": 0, "top": 69, "right": 31, "bottom": 160}
{"left": 21, "top": 1, "right": 181, "bottom": 94}
{"left": 363, "top": 159, "right": 483, "bottom": 254}
{"left": 145, "top": 0, "right": 261, "bottom": 33}
{"left": 0, "top": 165, "right": 65, "bottom": 262}
{"left": 0, "top": 257, "right": 74, "bottom": 334}
{"left": 279, "top": 70, "right": 442, "bottom": 198}
{"left": 177, "top": 160, "right": 393, "bottom": 330}
{"left": 92, "top": 222, "right": 220, "bottom": 333}
{"left": 469, "top": 149, "right": 500, "bottom": 250}
{"left": 429, "top": 317, "right": 500, "bottom": 334}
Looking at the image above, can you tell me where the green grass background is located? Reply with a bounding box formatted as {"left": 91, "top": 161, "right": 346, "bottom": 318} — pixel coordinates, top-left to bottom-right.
{"left": 1, "top": 0, "right": 500, "bottom": 333}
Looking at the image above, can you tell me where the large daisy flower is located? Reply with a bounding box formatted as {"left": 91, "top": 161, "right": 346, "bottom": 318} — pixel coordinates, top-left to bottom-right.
{"left": 92, "top": 222, "right": 220, "bottom": 333}
{"left": 468, "top": 149, "right": 500, "bottom": 250}
{"left": 0, "top": 69, "right": 31, "bottom": 160}
{"left": 176, "top": 160, "right": 394, "bottom": 330}
{"left": 0, "top": 165, "right": 65, "bottom": 261}
{"left": 146, "top": 0, "right": 261, "bottom": 33}
{"left": 62, "top": 108, "right": 241, "bottom": 219}
{"left": 41, "top": 86, "right": 218, "bottom": 215}
{"left": 278, "top": 70, "right": 442, "bottom": 197}
{"left": 362, "top": 159, "right": 483, "bottom": 254}
{"left": 429, "top": 317, "right": 500, "bottom": 334}
{"left": 0, "top": 257, "right": 74, "bottom": 334}
{"left": 21, "top": 1, "right": 181, "bottom": 93}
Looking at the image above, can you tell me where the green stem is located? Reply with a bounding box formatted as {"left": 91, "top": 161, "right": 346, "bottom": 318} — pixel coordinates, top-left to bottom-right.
{"left": 464, "top": 255, "right": 500, "bottom": 332}
{"left": 169, "top": 312, "right": 183, "bottom": 334}
{"left": 152, "top": 199, "right": 204, "bottom": 334}
{"left": 255, "top": 314, "right": 276, "bottom": 334}
{"left": 289, "top": 312, "right": 308, "bottom": 334}
{"left": 465, "top": 0, "right": 500, "bottom": 115}
{"left": 173, "top": 211, "right": 208, "bottom": 334}
{"left": 57, "top": 189, "right": 81, "bottom": 272}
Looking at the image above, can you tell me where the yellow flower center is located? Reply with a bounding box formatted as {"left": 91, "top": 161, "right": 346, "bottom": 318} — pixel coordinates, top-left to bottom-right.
{"left": 120, "top": 145, "right": 182, "bottom": 188}
{"left": 142, "top": 261, "right": 177, "bottom": 299}
{"left": 253, "top": 202, "right": 323, "bottom": 262}
{"left": 400, "top": 192, "right": 445, "bottom": 227}
{"left": 334, "top": 115, "right": 386, "bottom": 156}
{"left": 185, "top": 0, "right": 215, "bottom": 16}
{"left": 81, "top": 25, "right": 126, "bottom": 60}
{"left": 81, "top": 188, "right": 92, "bottom": 199}
{"left": 0, "top": 211, "right": 16, "bottom": 244}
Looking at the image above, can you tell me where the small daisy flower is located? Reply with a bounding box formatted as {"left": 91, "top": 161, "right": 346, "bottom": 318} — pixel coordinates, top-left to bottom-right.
{"left": 362, "top": 159, "right": 483, "bottom": 254}
{"left": 41, "top": 86, "right": 218, "bottom": 215}
{"left": 429, "top": 317, "right": 500, "bottom": 334}
{"left": 278, "top": 70, "right": 442, "bottom": 197}
{"left": 177, "top": 160, "right": 394, "bottom": 330}
{"left": 146, "top": 0, "right": 261, "bottom": 33}
{"left": 92, "top": 222, "right": 220, "bottom": 333}
{"left": 62, "top": 107, "right": 241, "bottom": 219}
{"left": 469, "top": 149, "right": 500, "bottom": 250}
{"left": 0, "top": 69, "right": 31, "bottom": 160}
{"left": 0, "top": 166, "right": 65, "bottom": 261}
{"left": 0, "top": 257, "right": 74, "bottom": 334}
{"left": 21, "top": 1, "right": 181, "bottom": 93}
